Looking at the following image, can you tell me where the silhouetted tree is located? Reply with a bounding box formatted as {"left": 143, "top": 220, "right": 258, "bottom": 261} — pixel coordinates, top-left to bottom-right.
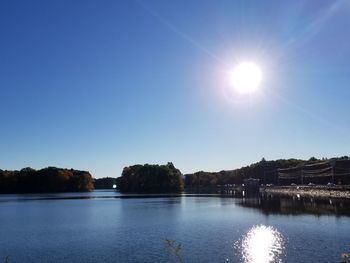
{"left": 117, "top": 163, "right": 184, "bottom": 193}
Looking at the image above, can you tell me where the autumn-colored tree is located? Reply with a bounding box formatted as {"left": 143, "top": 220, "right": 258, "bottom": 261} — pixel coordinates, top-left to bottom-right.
{"left": 0, "top": 167, "right": 94, "bottom": 193}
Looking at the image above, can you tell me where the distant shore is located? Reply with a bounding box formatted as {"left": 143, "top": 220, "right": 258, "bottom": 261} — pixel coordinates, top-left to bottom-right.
{"left": 262, "top": 185, "right": 350, "bottom": 199}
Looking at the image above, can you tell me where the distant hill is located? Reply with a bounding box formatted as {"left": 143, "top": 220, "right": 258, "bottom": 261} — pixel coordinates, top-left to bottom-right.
{"left": 0, "top": 167, "right": 94, "bottom": 193}
{"left": 94, "top": 177, "right": 117, "bottom": 189}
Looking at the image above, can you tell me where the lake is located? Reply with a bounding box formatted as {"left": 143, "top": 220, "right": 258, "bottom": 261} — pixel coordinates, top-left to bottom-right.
{"left": 0, "top": 190, "right": 349, "bottom": 262}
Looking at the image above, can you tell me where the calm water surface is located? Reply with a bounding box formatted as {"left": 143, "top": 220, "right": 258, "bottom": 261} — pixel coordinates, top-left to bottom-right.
{"left": 0, "top": 191, "right": 349, "bottom": 263}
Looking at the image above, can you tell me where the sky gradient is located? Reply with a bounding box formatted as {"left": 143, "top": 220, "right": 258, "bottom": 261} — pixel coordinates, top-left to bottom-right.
{"left": 1, "top": 0, "right": 350, "bottom": 178}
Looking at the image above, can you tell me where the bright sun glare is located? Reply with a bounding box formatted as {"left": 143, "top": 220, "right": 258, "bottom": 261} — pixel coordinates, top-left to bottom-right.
{"left": 240, "top": 225, "right": 284, "bottom": 263}
{"left": 230, "top": 62, "right": 262, "bottom": 94}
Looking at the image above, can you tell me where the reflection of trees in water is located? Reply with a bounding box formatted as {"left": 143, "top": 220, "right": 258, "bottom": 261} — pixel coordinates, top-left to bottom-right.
{"left": 237, "top": 194, "right": 350, "bottom": 216}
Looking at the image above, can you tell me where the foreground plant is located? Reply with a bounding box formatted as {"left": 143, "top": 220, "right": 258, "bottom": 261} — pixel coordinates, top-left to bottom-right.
{"left": 165, "top": 239, "right": 185, "bottom": 263}
{"left": 341, "top": 252, "right": 349, "bottom": 263}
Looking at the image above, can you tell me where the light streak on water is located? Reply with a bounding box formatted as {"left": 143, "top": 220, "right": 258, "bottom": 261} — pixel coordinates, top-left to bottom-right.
{"left": 236, "top": 225, "right": 284, "bottom": 263}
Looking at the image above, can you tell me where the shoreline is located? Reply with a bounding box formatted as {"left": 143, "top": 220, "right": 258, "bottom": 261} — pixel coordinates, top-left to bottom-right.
{"left": 262, "top": 185, "right": 350, "bottom": 199}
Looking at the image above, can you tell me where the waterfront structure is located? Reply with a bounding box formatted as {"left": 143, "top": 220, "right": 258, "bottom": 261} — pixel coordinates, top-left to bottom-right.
{"left": 278, "top": 160, "right": 350, "bottom": 185}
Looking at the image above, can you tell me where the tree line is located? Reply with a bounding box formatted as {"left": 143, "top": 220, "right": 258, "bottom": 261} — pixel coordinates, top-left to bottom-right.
{"left": 117, "top": 162, "right": 184, "bottom": 193}
{"left": 0, "top": 167, "right": 94, "bottom": 193}
{"left": 184, "top": 157, "right": 350, "bottom": 188}
{"left": 2, "top": 156, "right": 348, "bottom": 194}
{"left": 115, "top": 157, "right": 350, "bottom": 193}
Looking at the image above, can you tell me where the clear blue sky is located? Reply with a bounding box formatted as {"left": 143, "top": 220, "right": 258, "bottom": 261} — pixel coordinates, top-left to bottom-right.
{"left": 1, "top": 0, "right": 350, "bottom": 178}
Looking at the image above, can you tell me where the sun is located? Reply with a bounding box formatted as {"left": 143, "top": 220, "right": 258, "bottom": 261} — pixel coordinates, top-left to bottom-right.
{"left": 230, "top": 62, "right": 262, "bottom": 94}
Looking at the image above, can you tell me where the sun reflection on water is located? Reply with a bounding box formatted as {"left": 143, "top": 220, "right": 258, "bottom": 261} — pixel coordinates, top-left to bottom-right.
{"left": 236, "top": 225, "right": 284, "bottom": 263}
